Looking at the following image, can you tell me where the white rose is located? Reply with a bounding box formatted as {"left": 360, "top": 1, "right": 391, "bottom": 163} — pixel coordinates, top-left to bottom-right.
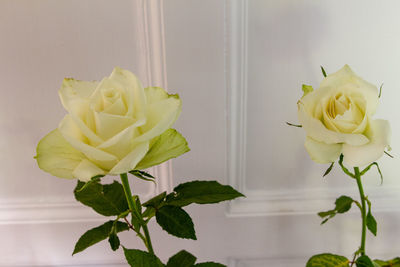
{"left": 36, "top": 67, "right": 188, "bottom": 181}
{"left": 298, "top": 65, "right": 391, "bottom": 167}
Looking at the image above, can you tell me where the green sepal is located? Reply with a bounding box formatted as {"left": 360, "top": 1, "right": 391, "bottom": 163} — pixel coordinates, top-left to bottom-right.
{"left": 306, "top": 253, "right": 349, "bottom": 267}
{"left": 156, "top": 205, "right": 196, "bottom": 240}
{"left": 193, "top": 263, "right": 226, "bottom": 267}
{"left": 135, "top": 128, "right": 190, "bottom": 170}
{"left": 323, "top": 162, "right": 334, "bottom": 177}
{"left": 123, "top": 247, "right": 164, "bottom": 267}
{"left": 74, "top": 180, "right": 129, "bottom": 216}
{"left": 72, "top": 221, "right": 129, "bottom": 255}
{"left": 302, "top": 84, "right": 314, "bottom": 97}
{"left": 166, "top": 250, "right": 197, "bottom": 267}
{"left": 165, "top": 180, "right": 245, "bottom": 207}
{"left": 129, "top": 170, "right": 155, "bottom": 184}
{"left": 321, "top": 66, "right": 327, "bottom": 77}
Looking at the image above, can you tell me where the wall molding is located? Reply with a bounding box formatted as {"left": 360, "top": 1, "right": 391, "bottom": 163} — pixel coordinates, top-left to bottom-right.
{"left": 0, "top": 0, "right": 171, "bottom": 225}
{"left": 225, "top": 0, "right": 400, "bottom": 217}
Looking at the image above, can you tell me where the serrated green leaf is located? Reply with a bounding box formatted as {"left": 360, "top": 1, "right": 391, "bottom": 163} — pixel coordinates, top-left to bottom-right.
{"left": 356, "top": 255, "right": 376, "bottom": 267}
{"left": 194, "top": 263, "right": 226, "bottom": 267}
{"left": 302, "top": 84, "right": 314, "bottom": 97}
{"left": 366, "top": 211, "right": 377, "bottom": 236}
{"left": 73, "top": 221, "right": 129, "bottom": 255}
{"left": 123, "top": 248, "right": 164, "bottom": 267}
{"left": 108, "top": 233, "right": 120, "bottom": 251}
{"left": 135, "top": 128, "right": 190, "bottom": 170}
{"left": 306, "top": 253, "right": 349, "bottom": 267}
{"left": 74, "top": 180, "right": 129, "bottom": 216}
{"left": 143, "top": 192, "right": 167, "bottom": 208}
{"left": 335, "top": 196, "right": 354, "bottom": 213}
{"left": 142, "top": 207, "right": 156, "bottom": 219}
{"left": 374, "top": 257, "right": 400, "bottom": 266}
{"left": 156, "top": 205, "right": 196, "bottom": 240}
{"left": 318, "top": 210, "right": 336, "bottom": 218}
{"left": 165, "top": 180, "right": 244, "bottom": 207}
{"left": 166, "top": 250, "right": 197, "bottom": 267}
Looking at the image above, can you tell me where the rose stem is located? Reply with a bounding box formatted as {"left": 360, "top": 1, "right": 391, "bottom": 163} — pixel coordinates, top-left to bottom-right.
{"left": 120, "top": 173, "right": 155, "bottom": 255}
{"left": 354, "top": 167, "right": 367, "bottom": 256}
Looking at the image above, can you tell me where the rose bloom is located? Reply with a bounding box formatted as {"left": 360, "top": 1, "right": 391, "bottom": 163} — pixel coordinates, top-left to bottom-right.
{"left": 297, "top": 65, "right": 391, "bottom": 167}
{"left": 36, "top": 67, "right": 182, "bottom": 181}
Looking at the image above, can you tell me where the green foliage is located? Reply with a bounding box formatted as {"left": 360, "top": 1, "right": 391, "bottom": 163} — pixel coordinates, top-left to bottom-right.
{"left": 123, "top": 248, "right": 164, "bottom": 267}
{"left": 135, "top": 129, "right": 190, "bottom": 170}
{"left": 108, "top": 233, "right": 120, "bottom": 251}
{"left": 143, "top": 192, "right": 167, "bottom": 208}
{"left": 356, "top": 255, "right": 379, "bottom": 267}
{"left": 366, "top": 211, "right": 377, "bottom": 236}
{"left": 166, "top": 250, "right": 197, "bottom": 267}
{"left": 306, "top": 253, "right": 349, "bottom": 267}
{"left": 165, "top": 180, "right": 245, "bottom": 207}
{"left": 366, "top": 198, "right": 377, "bottom": 236}
{"left": 318, "top": 196, "right": 354, "bottom": 224}
{"left": 73, "top": 221, "right": 129, "bottom": 255}
{"left": 374, "top": 257, "right": 400, "bottom": 266}
{"left": 74, "top": 180, "right": 129, "bottom": 216}
{"left": 156, "top": 205, "right": 196, "bottom": 240}
{"left": 194, "top": 263, "right": 226, "bottom": 267}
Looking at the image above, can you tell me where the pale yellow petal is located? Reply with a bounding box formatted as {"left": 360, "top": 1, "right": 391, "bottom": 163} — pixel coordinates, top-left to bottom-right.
{"left": 59, "top": 115, "right": 118, "bottom": 170}
{"left": 109, "top": 142, "right": 150, "bottom": 175}
{"left": 59, "top": 78, "right": 98, "bottom": 112}
{"left": 320, "top": 65, "right": 379, "bottom": 115}
{"left": 342, "top": 119, "right": 391, "bottom": 167}
{"left": 135, "top": 95, "right": 181, "bottom": 143}
{"left": 72, "top": 159, "right": 105, "bottom": 182}
{"left": 298, "top": 103, "right": 369, "bottom": 145}
{"left": 94, "top": 111, "right": 135, "bottom": 140}
{"left": 35, "top": 129, "right": 86, "bottom": 179}
{"left": 304, "top": 137, "right": 342, "bottom": 163}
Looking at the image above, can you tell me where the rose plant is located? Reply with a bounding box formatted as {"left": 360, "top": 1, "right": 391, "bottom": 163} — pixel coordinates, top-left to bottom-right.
{"left": 35, "top": 68, "right": 244, "bottom": 266}
{"left": 291, "top": 65, "right": 399, "bottom": 266}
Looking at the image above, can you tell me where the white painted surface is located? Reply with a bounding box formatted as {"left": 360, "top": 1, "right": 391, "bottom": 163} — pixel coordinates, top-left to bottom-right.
{"left": 1, "top": 0, "right": 400, "bottom": 266}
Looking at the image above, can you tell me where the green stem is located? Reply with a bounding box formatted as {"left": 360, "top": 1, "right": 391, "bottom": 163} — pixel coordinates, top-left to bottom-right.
{"left": 120, "top": 173, "right": 155, "bottom": 255}
{"left": 354, "top": 167, "right": 367, "bottom": 256}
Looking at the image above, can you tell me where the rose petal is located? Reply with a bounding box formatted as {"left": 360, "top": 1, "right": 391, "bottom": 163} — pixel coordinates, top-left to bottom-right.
{"left": 135, "top": 92, "right": 181, "bottom": 143}
{"left": 109, "top": 142, "right": 150, "bottom": 175}
{"left": 304, "top": 137, "right": 342, "bottom": 163}
{"left": 59, "top": 115, "right": 118, "bottom": 170}
{"left": 94, "top": 111, "right": 135, "bottom": 140}
{"left": 97, "top": 122, "right": 141, "bottom": 159}
{"left": 342, "top": 119, "right": 391, "bottom": 167}
{"left": 59, "top": 78, "right": 98, "bottom": 112}
{"left": 72, "top": 159, "right": 105, "bottom": 182}
{"left": 109, "top": 67, "right": 147, "bottom": 120}
{"left": 320, "top": 65, "right": 379, "bottom": 115}
{"left": 35, "top": 129, "right": 86, "bottom": 179}
{"left": 298, "top": 103, "right": 369, "bottom": 145}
